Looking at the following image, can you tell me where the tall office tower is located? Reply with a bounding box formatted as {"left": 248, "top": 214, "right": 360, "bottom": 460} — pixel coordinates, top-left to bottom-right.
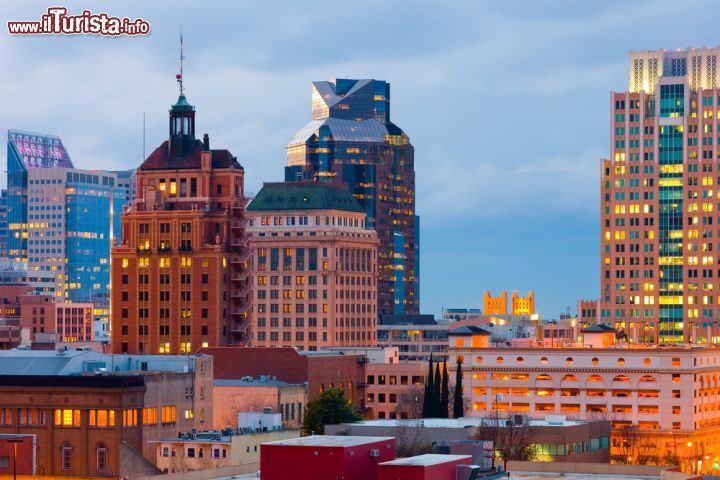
{"left": 111, "top": 93, "right": 251, "bottom": 355}
{"left": 286, "top": 79, "right": 418, "bottom": 316}
{"left": 602, "top": 47, "right": 720, "bottom": 344}
{"left": 7, "top": 130, "right": 125, "bottom": 304}
{"left": 7, "top": 130, "right": 73, "bottom": 263}
{"left": 0, "top": 189, "right": 7, "bottom": 258}
{"left": 246, "top": 182, "right": 378, "bottom": 350}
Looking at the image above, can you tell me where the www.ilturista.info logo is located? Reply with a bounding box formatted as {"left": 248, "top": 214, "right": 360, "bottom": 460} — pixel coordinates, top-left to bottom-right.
{"left": 8, "top": 7, "right": 150, "bottom": 36}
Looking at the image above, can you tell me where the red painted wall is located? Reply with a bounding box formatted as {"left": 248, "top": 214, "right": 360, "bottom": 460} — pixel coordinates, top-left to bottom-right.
{"left": 261, "top": 439, "right": 395, "bottom": 480}
{"left": 0, "top": 436, "right": 35, "bottom": 475}
{"left": 378, "top": 457, "right": 472, "bottom": 480}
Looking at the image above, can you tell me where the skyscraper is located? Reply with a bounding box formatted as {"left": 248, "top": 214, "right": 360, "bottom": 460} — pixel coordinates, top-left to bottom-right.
{"left": 286, "top": 79, "right": 418, "bottom": 316}
{"left": 6, "top": 130, "right": 125, "bottom": 305}
{"left": 110, "top": 93, "right": 251, "bottom": 354}
{"left": 603, "top": 47, "right": 720, "bottom": 344}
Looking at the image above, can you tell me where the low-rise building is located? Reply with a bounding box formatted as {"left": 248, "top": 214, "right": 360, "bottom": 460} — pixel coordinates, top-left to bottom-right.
{"left": 378, "top": 454, "right": 472, "bottom": 480}
{"left": 377, "top": 315, "right": 448, "bottom": 362}
{"left": 447, "top": 325, "right": 720, "bottom": 464}
{"left": 0, "top": 349, "right": 213, "bottom": 475}
{"left": 213, "top": 376, "right": 306, "bottom": 429}
{"left": 260, "top": 435, "right": 395, "bottom": 480}
{"left": 365, "top": 361, "right": 426, "bottom": 419}
{"left": 443, "top": 308, "right": 482, "bottom": 322}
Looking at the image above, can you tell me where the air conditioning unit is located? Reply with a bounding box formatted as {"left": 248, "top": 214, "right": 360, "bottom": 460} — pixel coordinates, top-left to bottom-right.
{"left": 370, "top": 449, "right": 380, "bottom": 457}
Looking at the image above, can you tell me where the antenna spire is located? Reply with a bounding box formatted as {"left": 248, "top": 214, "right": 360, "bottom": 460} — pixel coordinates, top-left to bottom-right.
{"left": 176, "top": 29, "right": 184, "bottom": 95}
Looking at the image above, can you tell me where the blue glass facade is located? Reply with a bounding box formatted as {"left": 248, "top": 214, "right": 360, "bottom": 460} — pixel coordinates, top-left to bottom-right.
{"left": 65, "top": 173, "right": 125, "bottom": 304}
{"left": 287, "top": 79, "right": 418, "bottom": 315}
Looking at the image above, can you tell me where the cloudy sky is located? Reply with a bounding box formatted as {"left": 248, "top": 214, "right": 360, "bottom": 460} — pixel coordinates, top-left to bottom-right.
{"left": 2, "top": 0, "right": 719, "bottom": 317}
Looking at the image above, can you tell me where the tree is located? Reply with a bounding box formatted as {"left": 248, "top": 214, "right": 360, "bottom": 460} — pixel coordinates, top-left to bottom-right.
{"left": 475, "top": 411, "right": 536, "bottom": 470}
{"left": 301, "top": 388, "right": 360, "bottom": 436}
{"left": 453, "top": 359, "right": 464, "bottom": 418}
{"left": 422, "top": 355, "right": 434, "bottom": 417}
{"left": 394, "top": 423, "right": 434, "bottom": 458}
{"left": 394, "top": 385, "right": 424, "bottom": 419}
{"left": 440, "top": 361, "right": 450, "bottom": 418}
{"left": 432, "top": 362, "right": 441, "bottom": 417}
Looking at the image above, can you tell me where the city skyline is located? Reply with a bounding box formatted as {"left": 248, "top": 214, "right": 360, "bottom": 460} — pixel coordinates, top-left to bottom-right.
{"left": 3, "top": 1, "right": 720, "bottom": 317}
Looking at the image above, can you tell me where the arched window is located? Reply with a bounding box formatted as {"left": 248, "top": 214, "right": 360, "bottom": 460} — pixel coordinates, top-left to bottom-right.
{"left": 591, "top": 357, "right": 599, "bottom": 365}
{"left": 639, "top": 375, "right": 657, "bottom": 383}
{"left": 96, "top": 443, "right": 107, "bottom": 472}
{"left": 540, "top": 357, "right": 548, "bottom": 365}
{"left": 587, "top": 375, "right": 603, "bottom": 383}
{"left": 62, "top": 441, "right": 72, "bottom": 471}
{"left": 613, "top": 375, "right": 630, "bottom": 382}
{"left": 516, "top": 356, "right": 524, "bottom": 363}
{"left": 643, "top": 358, "right": 652, "bottom": 366}
{"left": 536, "top": 374, "right": 552, "bottom": 381}
{"left": 561, "top": 374, "right": 579, "bottom": 382}
{"left": 617, "top": 358, "right": 626, "bottom": 366}
{"left": 320, "top": 383, "right": 325, "bottom": 393}
{"left": 565, "top": 357, "right": 573, "bottom": 365}
{"left": 476, "top": 356, "right": 483, "bottom": 364}
{"left": 348, "top": 382, "right": 354, "bottom": 403}
{"left": 496, "top": 356, "right": 504, "bottom": 365}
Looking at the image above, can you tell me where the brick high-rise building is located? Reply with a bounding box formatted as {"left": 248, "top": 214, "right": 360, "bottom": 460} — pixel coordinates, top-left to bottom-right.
{"left": 111, "top": 92, "right": 251, "bottom": 354}
{"left": 286, "top": 79, "right": 418, "bottom": 316}
{"left": 246, "top": 182, "right": 378, "bottom": 349}
{"left": 602, "top": 47, "right": 720, "bottom": 344}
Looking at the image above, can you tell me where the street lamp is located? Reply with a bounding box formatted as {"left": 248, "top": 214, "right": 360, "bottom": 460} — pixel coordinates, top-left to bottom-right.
{"left": 7, "top": 438, "right": 22, "bottom": 480}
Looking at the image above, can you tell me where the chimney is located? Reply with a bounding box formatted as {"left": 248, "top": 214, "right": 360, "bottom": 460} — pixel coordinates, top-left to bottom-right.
{"left": 203, "top": 133, "right": 210, "bottom": 151}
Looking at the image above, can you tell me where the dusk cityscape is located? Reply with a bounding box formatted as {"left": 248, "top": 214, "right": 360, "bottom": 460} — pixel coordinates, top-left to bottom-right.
{"left": 1, "top": 1, "right": 720, "bottom": 480}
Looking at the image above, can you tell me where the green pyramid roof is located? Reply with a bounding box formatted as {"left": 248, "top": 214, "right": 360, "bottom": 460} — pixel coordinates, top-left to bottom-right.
{"left": 247, "top": 182, "right": 364, "bottom": 213}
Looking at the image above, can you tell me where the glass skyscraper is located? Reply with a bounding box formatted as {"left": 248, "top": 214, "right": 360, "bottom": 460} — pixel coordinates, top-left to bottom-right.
{"left": 286, "top": 79, "right": 418, "bottom": 315}
{"left": 7, "top": 130, "right": 125, "bottom": 308}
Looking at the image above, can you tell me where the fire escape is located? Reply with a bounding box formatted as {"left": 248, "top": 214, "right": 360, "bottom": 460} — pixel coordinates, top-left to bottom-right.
{"left": 228, "top": 196, "right": 252, "bottom": 345}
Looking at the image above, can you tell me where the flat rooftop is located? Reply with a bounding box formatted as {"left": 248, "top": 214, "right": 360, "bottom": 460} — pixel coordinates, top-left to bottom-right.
{"left": 348, "top": 416, "right": 589, "bottom": 429}
{"left": 380, "top": 454, "right": 471, "bottom": 466}
{"left": 510, "top": 474, "right": 658, "bottom": 480}
{"left": 263, "top": 435, "right": 393, "bottom": 448}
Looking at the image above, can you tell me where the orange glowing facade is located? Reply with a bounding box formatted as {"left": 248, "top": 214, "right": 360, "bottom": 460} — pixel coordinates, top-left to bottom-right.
{"left": 483, "top": 290, "right": 535, "bottom": 315}
{"left": 246, "top": 182, "right": 378, "bottom": 350}
{"left": 110, "top": 94, "right": 251, "bottom": 354}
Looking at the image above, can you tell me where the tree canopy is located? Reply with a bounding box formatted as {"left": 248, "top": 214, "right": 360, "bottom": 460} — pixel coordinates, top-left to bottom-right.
{"left": 301, "top": 388, "right": 360, "bottom": 435}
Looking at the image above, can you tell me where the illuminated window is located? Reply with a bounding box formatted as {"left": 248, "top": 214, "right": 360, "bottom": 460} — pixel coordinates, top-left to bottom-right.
{"left": 540, "top": 357, "right": 548, "bottom": 365}
{"left": 496, "top": 356, "right": 504, "bottom": 365}
{"left": 617, "top": 358, "right": 625, "bottom": 366}
{"left": 591, "top": 357, "right": 599, "bottom": 365}
{"left": 613, "top": 375, "right": 630, "bottom": 382}
{"left": 89, "top": 409, "right": 115, "bottom": 427}
{"left": 122, "top": 258, "right": 129, "bottom": 268}
{"left": 54, "top": 409, "right": 80, "bottom": 427}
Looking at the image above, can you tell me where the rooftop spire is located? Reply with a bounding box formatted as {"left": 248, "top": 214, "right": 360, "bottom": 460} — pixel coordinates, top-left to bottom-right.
{"left": 176, "top": 29, "right": 184, "bottom": 95}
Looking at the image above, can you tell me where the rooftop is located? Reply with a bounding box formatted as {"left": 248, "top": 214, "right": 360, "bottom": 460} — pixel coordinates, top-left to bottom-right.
{"left": 262, "top": 435, "right": 393, "bottom": 448}
{"left": 450, "top": 325, "right": 492, "bottom": 336}
{"left": 379, "top": 454, "right": 471, "bottom": 467}
{"left": 348, "top": 415, "right": 593, "bottom": 429}
{"left": 139, "top": 140, "right": 240, "bottom": 171}
{"left": 214, "top": 377, "right": 302, "bottom": 388}
{"left": 247, "top": 182, "right": 364, "bottom": 213}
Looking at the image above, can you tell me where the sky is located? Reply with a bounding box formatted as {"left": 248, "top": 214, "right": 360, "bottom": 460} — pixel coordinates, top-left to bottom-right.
{"left": 2, "top": 0, "right": 720, "bottom": 318}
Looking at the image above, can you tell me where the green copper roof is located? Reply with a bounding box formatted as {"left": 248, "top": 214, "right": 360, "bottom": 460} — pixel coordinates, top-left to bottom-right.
{"left": 247, "top": 182, "right": 364, "bottom": 213}
{"left": 171, "top": 94, "right": 194, "bottom": 112}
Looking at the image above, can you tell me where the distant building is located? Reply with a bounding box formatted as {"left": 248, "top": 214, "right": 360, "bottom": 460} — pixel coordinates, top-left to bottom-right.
{"left": 286, "top": 79, "right": 418, "bottom": 316}
{"left": 483, "top": 290, "right": 535, "bottom": 315}
{"left": 200, "top": 347, "right": 366, "bottom": 411}
{"left": 377, "top": 314, "right": 447, "bottom": 362}
{"left": 365, "top": 361, "right": 426, "bottom": 420}
{"left": 0, "top": 189, "right": 8, "bottom": 258}
{"left": 378, "top": 454, "right": 473, "bottom": 480}
{"left": 112, "top": 168, "right": 137, "bottom": 205}
{"left": 246, "top": 181, "right": 378, "bottom": 349}
{"left": 111, "top": 92, "right": 251, "bottom": 354}
{"left": 577, "top": 299, "right": 600, "bottom": 330}
{"left": 0, "top": 434, "right": 35, "bottom": 476}
{"left": 443, "top": 308, "right": 482, "bottom": 322}
{"left": 213, "top": 376, "right": 306, "bottom": 429}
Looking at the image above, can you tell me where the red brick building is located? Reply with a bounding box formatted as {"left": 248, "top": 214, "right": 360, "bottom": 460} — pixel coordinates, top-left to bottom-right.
{"left": 0, "top": 375, "right": 145, "bottom": 477}
{"left": 200, "top": 347, "right": 367, "bottom": 408}
{"left": 261, "top": 436, "right": 395, "bottom": 480}
{"left": 111, "top": 93, "right": 251, "bottom": 354}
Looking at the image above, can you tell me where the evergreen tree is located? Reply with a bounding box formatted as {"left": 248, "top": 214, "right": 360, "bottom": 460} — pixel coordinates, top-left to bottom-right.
{"left": 453, "top": 359, "right": 464, "bottom": 418}
{"left": 433, "top": 362, "right": 441, "bottom": 417}
{"left": 422, "top": 355, "right": 434, "bottom": 417}
{"left": 301, "top": 388, "right": 360, "bottom": 436}
{"left": 440, "top": 360, "right": 450, "bottom": 418}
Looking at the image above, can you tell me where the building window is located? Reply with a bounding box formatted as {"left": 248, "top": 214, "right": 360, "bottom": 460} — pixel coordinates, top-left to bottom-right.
{"left": 62, "top": 443, "right": 72, "bottom": 470}
{"left": 187, "top": 447, "right": 195, "bottom": 458}
{"left": 96, "top": 444, "right": 107, "bottom": 472}
{"left": 54, "top": 409, "right": 80, "bottom": 427}
{"left": 89, "top": 410, "right": 116, "bottom": 427}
